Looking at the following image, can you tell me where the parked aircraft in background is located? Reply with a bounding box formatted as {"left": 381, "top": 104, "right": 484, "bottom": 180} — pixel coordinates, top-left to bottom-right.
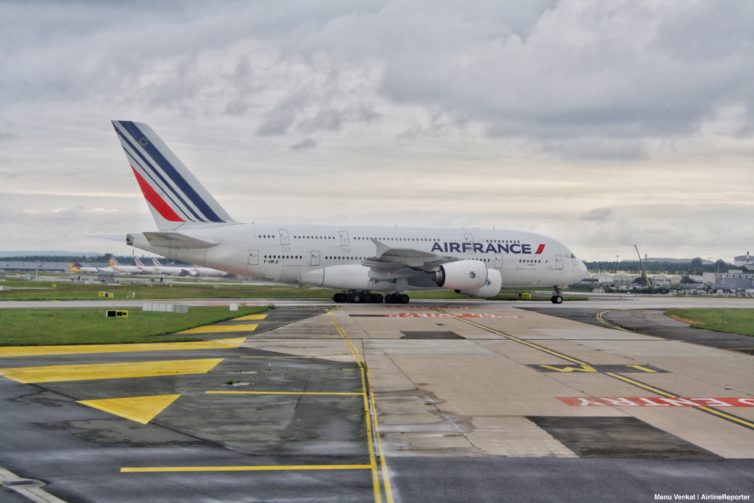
{"left": 150, "top": 257, "right": 191, "bottom": 277}
{"left": 67, "top": 260, "right": 99, "bottom": 274}
{"left": 114, "top": 121, "right": 587, "bottom": 303}
{"left": 133, "top": 257, "right": 159, "bottom": 274}
{"left": 108, "top": 258, "right": 142, "bottom": 275}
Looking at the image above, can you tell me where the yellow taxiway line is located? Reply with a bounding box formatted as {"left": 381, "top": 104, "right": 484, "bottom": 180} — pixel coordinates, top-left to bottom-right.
{"left": 178, "top": 324, "right": 258, "bottom": 334}
{"left": 121, "top": 464, "right": 372, "bottom": 473}
{"left": 0, "top": 358, "right": 223, "bottom": 383}
{"left": 231, "top": 314, "right": 268, "bottom": 321}
{"left": 206, "top": 390, "right": 364, "bottom": 396}
{"left": 78, "top": 394, "right": 181, "bottom": 424}
{"left": 0, "top": 338, "right": 246, "bottom": 358}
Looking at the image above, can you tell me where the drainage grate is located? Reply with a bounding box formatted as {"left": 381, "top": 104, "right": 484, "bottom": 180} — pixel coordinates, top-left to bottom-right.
{"left": 400, "top": 331, "right": 465, "bottom": 340}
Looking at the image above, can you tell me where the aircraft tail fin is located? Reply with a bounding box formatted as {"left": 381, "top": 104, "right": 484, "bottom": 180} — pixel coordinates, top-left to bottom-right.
{"left": 111, "top": 121, "right": 238, "bottom": 231}
{"left": 109, "top": 258, "right": 119, "bottom": 267}
{"left": 134, "top": 257, "right": 144, "bottom": 267}
{"left": 67, "top": 262, "right": 80, "bottom": 273}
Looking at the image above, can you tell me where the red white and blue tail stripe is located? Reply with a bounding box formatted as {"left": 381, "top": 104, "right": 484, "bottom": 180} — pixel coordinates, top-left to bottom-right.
{"left": 112, "top": 121, "right": 236, "bottom": 230}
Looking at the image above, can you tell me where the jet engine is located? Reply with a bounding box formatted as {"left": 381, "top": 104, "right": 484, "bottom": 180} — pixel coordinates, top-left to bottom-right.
{"left": 459, "top": 268, "right": 502, "bottom": 298}
{"left": 433, "top": 260, "right": 487, "bottom": 291}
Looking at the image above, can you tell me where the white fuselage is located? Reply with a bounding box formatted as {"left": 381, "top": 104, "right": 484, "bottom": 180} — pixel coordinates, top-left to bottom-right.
{"left": 129, "top": 223, "right": 587, "bottom": 291}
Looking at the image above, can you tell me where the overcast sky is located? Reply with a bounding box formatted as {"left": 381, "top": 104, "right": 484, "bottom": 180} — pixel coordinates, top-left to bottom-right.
{"left": 2, "top": 0, "right": 753, "bottom": 261}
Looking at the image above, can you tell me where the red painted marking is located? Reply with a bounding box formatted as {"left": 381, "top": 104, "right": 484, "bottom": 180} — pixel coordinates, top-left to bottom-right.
{"left": 131, "top": 167, "right": 184, "bottom": 222}
{"left": 558, "top": 397, "right": 754, "bottom": 407}
{"left": 535, "top": 243, "right": 546, "bottom": 254}
{"left": 386, "top": 312, "right": 521, "bottom": 319}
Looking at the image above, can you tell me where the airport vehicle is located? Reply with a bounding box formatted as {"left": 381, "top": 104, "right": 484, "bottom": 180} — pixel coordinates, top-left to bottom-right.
{"left": 113, "top": 121, "right": 587, "bottom": 303}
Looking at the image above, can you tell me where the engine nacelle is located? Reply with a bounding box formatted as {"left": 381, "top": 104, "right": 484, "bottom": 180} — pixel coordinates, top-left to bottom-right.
{"left": 460, "top": 268, "right": 502, "bottom": 298}
{"left": 433, "top": 260, "right": 487, "bottom": 291}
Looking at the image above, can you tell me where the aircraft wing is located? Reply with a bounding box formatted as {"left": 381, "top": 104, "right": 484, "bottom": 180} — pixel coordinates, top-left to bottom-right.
{"left": 362, "top": 239, "right": 456, "bottom": 286}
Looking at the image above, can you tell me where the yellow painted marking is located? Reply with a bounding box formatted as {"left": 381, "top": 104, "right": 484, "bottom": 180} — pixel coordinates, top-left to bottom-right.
{"left": 206, "top": 390, "right": 363, "bottom": 396}
{"left": 596, "top": 311, "right": 631, "bottom": 332}
{"left": 329, "top": 311, "right": 392, "bottom": 503}
{"left": 178, "top": 324, "right": 258, "bottom": 334}
{"left": 368, "top": 367, "right": 395, "bottom": 503}
{"left": 539, "top": 363, "right": 597, "bottom": 373}
{"left": 0, "top": 338, "right": 246, "bottom": 358}
{"left": 232, "top": 314, "right": 268, "bottom": 321}
{"left": 360, "top": 365, "right": 381, "bottom": 503}
{"left": 121, "top": 464, "right": 373, "bottom": 473}
{"left": 0, "top": 358, "right": 223, "bottom": 383}
{"left": 626, "top": 364, "right": 657, "bottom": 373}
{"left": 78, "top": 394, "right": 181, "bottom": 424}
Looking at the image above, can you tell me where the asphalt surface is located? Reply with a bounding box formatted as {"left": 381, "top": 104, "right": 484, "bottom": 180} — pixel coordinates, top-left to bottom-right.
{"left": 1, "top": 301, "right": 753, "bottom": 502}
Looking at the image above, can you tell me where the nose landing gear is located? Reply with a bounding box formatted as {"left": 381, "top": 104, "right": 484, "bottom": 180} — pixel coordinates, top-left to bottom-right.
{"left": 550, "top": 286, "right": 564, "bottom": 304}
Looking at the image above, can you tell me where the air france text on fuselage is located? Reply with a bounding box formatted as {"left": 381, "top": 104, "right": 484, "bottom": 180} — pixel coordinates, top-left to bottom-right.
{"left": 431, "top": 242, "right": 545, "bottom": 255}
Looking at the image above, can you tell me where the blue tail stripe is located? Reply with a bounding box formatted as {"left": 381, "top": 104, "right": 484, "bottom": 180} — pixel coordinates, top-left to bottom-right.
{"left": 115, "top": 126, "right": 204, "bottom": 222}
{"left": 124, "top": 150, "right": 196, "bottom": 223}
{"left": 121, "top": 121, "right": 224, "bottom": 223}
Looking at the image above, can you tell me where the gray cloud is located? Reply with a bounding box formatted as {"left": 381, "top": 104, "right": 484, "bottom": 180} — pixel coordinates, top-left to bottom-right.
{"left": 1, "top": 1, "right": 753, "bottom": 260}
{"left": 290, "top": 138, "right": 317, "bottom": 151}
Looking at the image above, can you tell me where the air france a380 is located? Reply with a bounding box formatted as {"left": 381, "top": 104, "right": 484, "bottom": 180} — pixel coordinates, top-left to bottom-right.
{"left": 113, "top": 121, "right": 587, "bottom": 304}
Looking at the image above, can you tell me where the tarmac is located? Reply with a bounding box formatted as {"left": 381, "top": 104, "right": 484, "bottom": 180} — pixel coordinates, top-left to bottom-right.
{"left": 0, "top": 298, "right": 753, "bottom": 502}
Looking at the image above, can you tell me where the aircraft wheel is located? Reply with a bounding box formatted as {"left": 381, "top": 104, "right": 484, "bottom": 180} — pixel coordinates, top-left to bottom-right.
{"left": 352, "top": 293, "right": 362, "bottom": 304}
{"left": 551, "top": 295, "right": 563, "bottom": 304}
{"left": 333, "top": 293, "right": 346, "bottom": 303}
{"left": 399, "top": 294, "right": 410, "bottom": 304}
{"left": 369, "top": 293, "right": 384, "bottom": 303}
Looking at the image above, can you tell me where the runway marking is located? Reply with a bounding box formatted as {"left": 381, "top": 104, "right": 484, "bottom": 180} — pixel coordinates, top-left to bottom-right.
{"left": 121, "top": 464, "right": 373, "bottom": 473}
{"left": 206, "top": 390, "right": 363, "bottom": 396}
{"left": 78, "top": 394, "right": 181, "bottom": 424}
{"left": 443, "top": 309, "right": 754, "bottom": 432}
{"left": 0, "top": 358, "right": 223, "bottom": 383}
{"left": 178, "top": 323, "right": 258, "bottom": 334}
{"left": 533, "top": 363, "right": 665, "bottom": 374}
{"left": 596, "top": 311, "right": 631, "bottom": 332}
{"left": 231, "top": 314, "right": 268, "bottom": 321}
{"left": 537, "top": 363, "right": 597, "bottom": 373}
{"left": 559, "top": 396, "right": 754, "bottom": 407}
{"left": 329, "top": 311, "right": 394, "bottom": 503}
{"left": 0, "top": 338, "right": 246, "bottom": 358}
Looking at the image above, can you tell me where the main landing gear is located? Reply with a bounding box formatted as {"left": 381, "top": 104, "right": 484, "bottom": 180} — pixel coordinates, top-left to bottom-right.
{"left": 550, "top": 286, "right": 564, "bottom": 304}
{"left": 332, "top": 291, "right": 410, "bottom": 304}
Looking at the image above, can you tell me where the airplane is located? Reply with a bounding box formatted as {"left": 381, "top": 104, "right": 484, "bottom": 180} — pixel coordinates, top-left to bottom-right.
{"left": 113, "top": 120, "right": 588, "bottom": 304}
{"left": 67, "top": 260, "right": 99, "bottom": 274}
{"left": 108, "top": 257, "right": 142, "bottom": 275}
{"left": 133, "top": 257, "right": 160, "bottom": 274}
{"left": 149, "top": 257, "right": 191, "bottom": 276}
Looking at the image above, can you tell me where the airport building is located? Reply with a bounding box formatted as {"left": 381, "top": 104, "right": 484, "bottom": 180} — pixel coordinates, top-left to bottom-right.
{"left": 733, "top": 253, "right": 753, "bottom": 269}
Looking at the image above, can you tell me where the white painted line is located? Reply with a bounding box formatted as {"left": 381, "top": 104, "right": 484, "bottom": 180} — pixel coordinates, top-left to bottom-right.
{"left": 0, "top": 467, "right": 66, "bottom": 503}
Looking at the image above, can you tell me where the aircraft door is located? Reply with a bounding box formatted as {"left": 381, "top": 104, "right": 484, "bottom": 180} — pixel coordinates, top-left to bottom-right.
{"left": 310, "top": 250, "right": 321, "bottom": 266}
{"left": 278, "top": 229, "right": 290, "bottom": 246}
{"left": 555, "top": 254, "right": 563, "bottom": 270}
{"left": 494, "top": 254, "right": 503, "bottom": 269}
{"left": 248, "top": 250, "right": 259, "bottom": 266}
{"left": 338, "top": 231, "right": 350, "bottom": 247}
{"left": 463, "top": 233, "right": 474, "bottom": 243}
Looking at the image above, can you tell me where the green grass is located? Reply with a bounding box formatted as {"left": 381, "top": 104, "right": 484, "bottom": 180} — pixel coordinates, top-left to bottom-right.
{"left": 0, "top": 278, "right": 585, "bottom": 301}
{"left": 0, "top": 306, "right": 267, "bottom": 346}
{"left": 666, "top": 309, "right": 754, "bottom": 337}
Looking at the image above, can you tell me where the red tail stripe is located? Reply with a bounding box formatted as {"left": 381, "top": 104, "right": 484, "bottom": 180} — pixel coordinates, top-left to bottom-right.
{"left": 131, "top": 167, "right": 184, "bottom": 222}
{"left": 535, "top": 243, "right": 546, "bottom": 254}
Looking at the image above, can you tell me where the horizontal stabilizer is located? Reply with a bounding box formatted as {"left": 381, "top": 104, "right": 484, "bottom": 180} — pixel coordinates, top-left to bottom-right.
{"left": 142, "top": 232, "right": 218, "bottom": 249}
